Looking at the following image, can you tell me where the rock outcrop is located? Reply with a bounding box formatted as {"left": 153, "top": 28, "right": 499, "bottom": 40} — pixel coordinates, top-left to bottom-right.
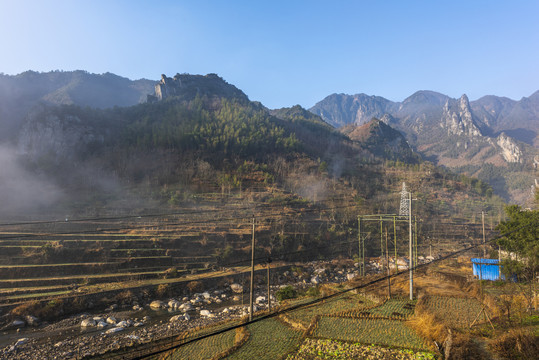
{"left": 441, "top": 95, "right": 482, "bottom": 138}
{"left": 153, "top": 73, "right": 250, "bottom": 104}
{"left": 496, "top": 132, "right": 523, "bottom": 163}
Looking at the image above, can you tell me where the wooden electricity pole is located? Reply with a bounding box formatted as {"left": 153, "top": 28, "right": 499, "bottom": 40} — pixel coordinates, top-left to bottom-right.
{"left": 482, "top": 211, "right": 486, "bottom": 257}
{"left": 409, "top": 191, "right": 413, "bottom": 300}
{"left": 385, "top": 227, "right": 391, "bottom": 298}
{"left": 249, "top": 217, "right": 255, "bottom": 321}
{"left": 267, "top": 258, "right": 271, "bottom": 311}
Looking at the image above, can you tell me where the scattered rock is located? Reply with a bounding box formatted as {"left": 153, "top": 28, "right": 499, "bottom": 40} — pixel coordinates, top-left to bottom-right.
{"left": 311, "top": 275, "right": 320, "bottom": 285}
{"left": 230, "top": 283, "right": 243, "bottom": 293}
{"left": 168, "top": 299, "right": 181, "bottom": 310}
{"left": 200, "top": 310, "right": 212, "bottom": 317}
{"left": 15, "top": 338, "right": 28, "bottom": 346}
{"left": 106, "top": 316, "right": 117, "bottom": 325}
{"left": 97, "top": 321, "right": 108, "bottom": 329}
{"left": 169, "top": 315, "right": 183, "bottom": 322}
{"left": 132, "top": 305, "right": 143, "bottom": 311}
{"left": 25, "top": 315, "right": 40, "bottom": 327}
{"left": 150, "top": 300, "right": 166, "bottom": 310}
{"left": 201, "top": 291, "right": 211, "bottom": 299}
{"left": 105, "top": 327, "right": 124, "bottom": 334}
{"left": 81, "top": 318, "right": 97, "bottom": 327}
{"left": 180, "top": 303, "right": 194, "bottom": 312}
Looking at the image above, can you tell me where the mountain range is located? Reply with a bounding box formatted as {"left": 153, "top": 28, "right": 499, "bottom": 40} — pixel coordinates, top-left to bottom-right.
{"left": 0, "top": 70, "right": 536, "bottom": 206}
{"left": 310, "top": 91, "right": 539, "bottom": 203}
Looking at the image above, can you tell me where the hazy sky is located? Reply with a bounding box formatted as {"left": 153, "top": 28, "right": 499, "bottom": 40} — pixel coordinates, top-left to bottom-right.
{"left": 1, "top": 0, "right": 538, "bottom": 108}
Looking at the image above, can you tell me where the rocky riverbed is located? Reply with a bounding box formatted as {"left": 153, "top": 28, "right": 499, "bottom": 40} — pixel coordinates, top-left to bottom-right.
{"left": 1, "top": 260, "right": 363, "bottom": 359}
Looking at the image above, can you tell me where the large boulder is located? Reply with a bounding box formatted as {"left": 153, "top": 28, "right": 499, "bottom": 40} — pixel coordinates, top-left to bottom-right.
{"left": 81, "top": 318, "right": 96, "bottom": 327}
{"left": 168, "top": 300, "right": 181, "bottom": 310}
{"left": 4, "top": 319, "right": 26, "bottom": 330}
{"left": 105, "top": 327, "right": 124, "bottom": 334}
{"left": 180, "top": 303, "right": 194, "bottom": 312}
{"left": 96, "top": 321, "right": 108, "bottom": 329}
{"left": 230, "top": 283, "right": 243, "bottom": 293}
{"left": 150, "top": 300, "right": 166, "bottom": 310}
{"left": 200, "top": 310, "right": 212, "bottom": 317}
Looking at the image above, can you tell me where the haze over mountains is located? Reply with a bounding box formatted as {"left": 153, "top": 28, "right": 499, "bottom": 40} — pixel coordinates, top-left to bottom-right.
{"left": 0, "top": 70, "right": 537, "bottom": 207}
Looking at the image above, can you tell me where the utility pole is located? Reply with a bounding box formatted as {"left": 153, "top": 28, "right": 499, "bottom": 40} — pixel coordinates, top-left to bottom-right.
{"left": 385, "top": 227, "right": 391, "bottom": 298}
{"left": 249, "top": 217, "right": 255, "bottom": 321}
{"left": 393, "top": 216, "right": 398, "bottom": 274}
{"left": 409, "top": 191, "right": 413, "bottom": 300}
{"left": 267, "top": 257, "right": 271, "bottom": 311}
{"left": 482, "top": 211, "right": 486, "bottom": 257}
{"left": 380, "top": 216, "right": 384, "bottom": 272}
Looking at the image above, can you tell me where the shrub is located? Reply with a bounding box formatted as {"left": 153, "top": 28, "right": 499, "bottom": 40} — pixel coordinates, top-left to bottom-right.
{"left": 448, "top": 335, "right": 489, "bottom": 360}
{"left": 187, "top": 280, "right": 203, "bottom": 294}
{"left": 276, "top": 285, "right": 297, "bottom": 301}
{"left": 156, "top": 284, "right": 170, "bottom": 297}
{"left": 489, "top": 329, "right": 539, "bottom": 360}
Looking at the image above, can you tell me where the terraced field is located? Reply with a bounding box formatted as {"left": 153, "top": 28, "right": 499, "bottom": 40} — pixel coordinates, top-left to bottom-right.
{"left": 225, "top": 318, "right": 303, "bottom": 360}
{"left": 287, "top": 339, "right": 436, "bottom": 360}
{"left": 334, "top": 297, "right": 416, "bottom": 320}
{"left": 160, "top": 322, "right": 240, "bottom": 360}
{"left": 421, "top": 295, "right": 483, "bottom": 328}
{"left": 311, "top": 317, "right": 431, "bottom": 351}
{"left": 282, "top": 293, "right": 374, "bottom": 328}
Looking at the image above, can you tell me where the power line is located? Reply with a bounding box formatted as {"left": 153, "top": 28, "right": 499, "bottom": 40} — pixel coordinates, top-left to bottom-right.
{"left": 0, "top": 196, "right": 357, "bottom": 228}
{"left": 118, "top": 221, "right": 536, "bottom": 360}
{"left": 0, "top": 203, "right": 358, "bottom": 241}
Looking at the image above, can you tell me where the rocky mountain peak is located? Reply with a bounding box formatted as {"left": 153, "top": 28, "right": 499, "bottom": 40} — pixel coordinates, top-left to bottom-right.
{"left": 153, "top": 73, "right": 249, "bottom": 104}
{"left": 441, "top": 94, "right": 482, "bottom": 138}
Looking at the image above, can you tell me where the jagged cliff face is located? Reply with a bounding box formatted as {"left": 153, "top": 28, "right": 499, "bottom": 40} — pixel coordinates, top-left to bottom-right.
{"left": 496, "top": 132, "right": 523, "bottom": 163}
{"left": 441, "top": 95, "right": 483, "bottom": 138}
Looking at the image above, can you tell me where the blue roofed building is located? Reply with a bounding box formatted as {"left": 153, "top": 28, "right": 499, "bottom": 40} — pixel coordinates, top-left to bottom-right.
{"left": 471, "top": 258, "right": 502, "bottom": 281}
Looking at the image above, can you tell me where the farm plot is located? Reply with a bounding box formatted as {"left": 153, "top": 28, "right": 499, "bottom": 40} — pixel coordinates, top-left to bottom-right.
{"left": 311, "top": 316, "right": 431, "bottom": 351}
{"left": 287, "top": 338, "right": 436, "bottom": 360}
{"left": 161, "top": 326, "right": 237, "bottom": 360}
{"left": 283, "top": 294, "right": 373, "bottom": 328}
{"left": 335, "top": 297, "right": 416, "bottom": 320}
{"left": 421, "top": 295, "right": 483, "bottom": 328}
{"left": 225, "top": 318, "right": 302, "bottom": 360}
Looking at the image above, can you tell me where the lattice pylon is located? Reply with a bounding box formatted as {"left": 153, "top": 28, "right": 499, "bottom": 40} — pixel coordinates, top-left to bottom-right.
{"left": 399, "top": 182, "right": 409, "bottom": 216}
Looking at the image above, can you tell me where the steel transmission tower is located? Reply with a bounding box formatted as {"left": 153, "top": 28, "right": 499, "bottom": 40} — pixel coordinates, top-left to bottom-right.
{"left": 399, "top": 182, "right": 410, "bottom": 216}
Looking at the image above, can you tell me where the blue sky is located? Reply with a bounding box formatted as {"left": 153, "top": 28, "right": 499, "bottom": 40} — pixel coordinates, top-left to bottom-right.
{"left": 0, "top": 0, "right": 538, "bottom": 108}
